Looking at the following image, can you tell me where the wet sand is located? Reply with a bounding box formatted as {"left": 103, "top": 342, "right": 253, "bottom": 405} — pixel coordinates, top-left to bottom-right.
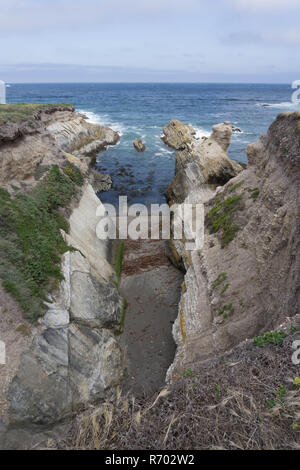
{"left": 119, "top": 238, "right": 183, "bottom": 396}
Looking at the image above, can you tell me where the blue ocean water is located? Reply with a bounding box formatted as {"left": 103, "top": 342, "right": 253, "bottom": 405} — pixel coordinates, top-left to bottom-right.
{"left": 7, "top": 83, "right": 299, "bottom": 205}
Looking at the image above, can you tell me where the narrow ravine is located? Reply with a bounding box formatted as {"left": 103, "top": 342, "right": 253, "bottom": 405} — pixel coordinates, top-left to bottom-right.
{"left": 118, "top": 237, "right": 183, "bottom": 396}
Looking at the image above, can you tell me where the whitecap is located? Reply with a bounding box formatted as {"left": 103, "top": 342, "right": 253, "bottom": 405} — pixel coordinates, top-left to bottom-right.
{"left": 78, "top": 109, "right": 127, "bottom": 136}
{"left": 257, "top": 101, "right": 300, "bottom": 109}
{"left": 193, "top": 126, "right": 211, "bottom": 139}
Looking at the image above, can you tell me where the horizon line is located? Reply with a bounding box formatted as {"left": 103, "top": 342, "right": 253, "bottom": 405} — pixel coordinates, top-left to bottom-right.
{"left": 4, "top": 81, "right": 292, "bottom": 85}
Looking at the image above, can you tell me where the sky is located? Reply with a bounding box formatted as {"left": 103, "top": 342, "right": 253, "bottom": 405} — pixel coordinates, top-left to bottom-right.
{"left": 0, "top": 0, "right": 300, "bottom": 83}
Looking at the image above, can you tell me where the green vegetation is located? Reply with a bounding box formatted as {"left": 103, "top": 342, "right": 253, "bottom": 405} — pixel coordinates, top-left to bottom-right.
{"left": 34, "top": 164, "right": 50, "bottom": 181}
{"left": 219, "top": 303, "right": 234, "bottom": 318}
{"left": 221, "top": 282, "right": 230, "bottom": 295}
{"left": 0, "top": 165, "right": 83, "bottom": 321}
{"left": 254, "top": 330, "right": 287, "bottom": 347}
{"left": 277, "top": 384, "right": 287, "bottom": 400}
{"left": 115, "top": 297, "right": 128, "bottom": 336}
{"left": 207, "top": 195, "right": 242, "bottom": 247}
{"left": 63, "top": 161, "right": 84, "bottom": 186}
{"left": 266, "top": 399, "right": 277, "bottom": 409}
{"left": 212, "top": 272, "right": 227, "bottom": 290}
{"left": 249, "top": 188, "right": 260, "bottom": 201}
{"left": 266, "top": 384, "right": 288, "bottom": 409}
{"left": 229, "top": 180, "right": 244, "bottom": 193}
{"left": 0, "top": 103, "right": 71, "bottom": 124}
{"left": 114, "top": 241, "right": 124, "bottom": 286}
{"left": 293, "top": 377, "right": 300, "bottom": 389}
{"left": 183, "top": 368, "right": 195, "bottom": 378}
{"left": 15, "top": 323, "right": 32, "bottom": 337}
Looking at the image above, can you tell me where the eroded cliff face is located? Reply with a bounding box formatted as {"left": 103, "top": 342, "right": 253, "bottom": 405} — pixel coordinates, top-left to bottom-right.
{"left": 0, "top": 107, "right": 123, "bottom": 448}
{"left": 166, "top": 113, "right": 300, "bottom": 380}
{"left": 163, "top": 120, "right": 242, "bottom": 204}
{"left": 0, "top": 106, "right": 119, "bottom": 187}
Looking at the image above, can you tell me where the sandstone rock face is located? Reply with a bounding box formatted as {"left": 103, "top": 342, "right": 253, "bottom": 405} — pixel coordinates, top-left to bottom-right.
{"left": 47, "top": 114, "right": 119, "bottom": 155}
{"left": 162, "top": 119, "right": 196, "bottom": 150}
{"left": 0, "top": 107, "right": 119, "bottom": 187}
{"left": 167, "top": 112, "right": 300, "bottom": 380}
{"left": 211, "top": 122, "right": 232, "bottom": 152}
{"left": 0, "top": 109, "right": 123, "bottom": 448}
{"left": 4, "top": 186, "right": 124, "bottom": 439}
{"left": 164, "top": 120, "right": 242, "bottom": 204}
{"left": 0, "top": 106, "right": 75, "bottom": 144}
{"left": 67, "top": 183, "right": 113, "bottom": 280}
{"left": 133, "top": 138, "right": 146, "bottom": 152}
{"left": 0, "top": 134, "right": 64, "bottom": 185}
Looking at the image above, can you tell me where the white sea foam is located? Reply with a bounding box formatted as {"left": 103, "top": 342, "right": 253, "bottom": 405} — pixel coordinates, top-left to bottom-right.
{"left": 257, "top": 101, "right": 300, "bottom": 109}
{"left": 155, "top": 145, "right": 174, "bottom": 156}
{"left": 193, "top": 127, "right": 210, "bottom": 139}
{"left": 78, "top": 109, "right": 127, "bottom": 136}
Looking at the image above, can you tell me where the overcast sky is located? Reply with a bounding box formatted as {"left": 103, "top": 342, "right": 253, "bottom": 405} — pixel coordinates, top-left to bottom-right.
{"left": 0, "top": 0, "right": 299, "bottom": 83}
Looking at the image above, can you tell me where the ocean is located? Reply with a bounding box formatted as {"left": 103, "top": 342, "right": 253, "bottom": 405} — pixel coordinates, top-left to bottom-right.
{"left": 7, "top": 82, "right": 300, "bottom": 205}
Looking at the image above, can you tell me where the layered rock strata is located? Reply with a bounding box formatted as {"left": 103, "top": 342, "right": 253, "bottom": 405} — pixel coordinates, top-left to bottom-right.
{"left": 165, "top": 114, "right": 300, "bottom": 380}
{"left": 0, "top": 106, "right": 122, "bottom": 448}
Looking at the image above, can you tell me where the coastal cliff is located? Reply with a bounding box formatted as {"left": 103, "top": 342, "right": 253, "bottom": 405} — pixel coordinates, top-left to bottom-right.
{"left": 0, "top": 105, "right": 123, "bottom": 448}
{"left": 0, "top": 104, "right": 119, "bottom": 185}
{"left": 163, "top": 114, "right": 300, "bottom": 380}
{"left": 51, "top": 114, "right": 300, "bottom": 451}
{"left": 1, "top": 105, "right": 299, "bottom": 450}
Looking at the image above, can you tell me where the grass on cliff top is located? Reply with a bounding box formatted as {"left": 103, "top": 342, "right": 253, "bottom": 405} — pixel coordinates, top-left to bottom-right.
{"left": 0, "top": 103, "right": 72, "bottom": 123}
{"left": 0, "top": 163, "right": 83, "bottom": 321}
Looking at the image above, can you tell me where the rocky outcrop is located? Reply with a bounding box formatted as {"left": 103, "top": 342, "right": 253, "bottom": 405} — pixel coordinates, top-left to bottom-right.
{"left": 133, "top": 138, "right": 146, "bottom": 152}
{"left": 167, "top": 112, "right": 300, "bottom": 380}
{"left": 0, "top": 106, "right": 119, "bottom": 187}
{"left": 164, "top": 120, "right": 242, "bottom": 204}
{"left": 0, "top": 105, "right": 75, "bottom": 144}
{"left": 89, "top": 170, "right": 112, "bottom": 193}
{"left": 47, "top": 111, "right": 119, "bottom": 156}
{"left": 0, "top": 108, "right": 123, "bottom": 448}
{"left": 162, "top": 120, "right": 196, "bottom": 150}
{"left": 1, "top": 183, "right": 124, "bottom": 447}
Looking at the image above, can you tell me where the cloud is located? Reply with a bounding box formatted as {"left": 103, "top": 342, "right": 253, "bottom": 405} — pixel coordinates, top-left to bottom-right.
{"left": 229, "top": 0, "right": 300, "bottom": 10}
{"left": 223, "top": 32, "right": 263, "bottom": 44}
{"left": 0, "top": 0, "right": 201, "bottom": 32}
{"left": 265, "top": 29, "right": 300, "bottom": 45}
{"left": 223, "top": 29, "right": 300, "bottom": 46}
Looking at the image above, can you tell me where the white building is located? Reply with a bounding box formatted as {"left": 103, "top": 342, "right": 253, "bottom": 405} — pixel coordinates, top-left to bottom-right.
{"left": 0, "top": 80, "right": 6, "bottom": 104}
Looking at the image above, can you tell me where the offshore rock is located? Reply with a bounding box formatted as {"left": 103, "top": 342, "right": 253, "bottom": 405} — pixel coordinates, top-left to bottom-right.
{"left": 133, "top": 138, "right": 146, "bottom": 152}
{"left": 162, "top": 119, "right": 196, "bottom": 150}
{"left": 164, "top": 121, "right": 241, "bottom": 204}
